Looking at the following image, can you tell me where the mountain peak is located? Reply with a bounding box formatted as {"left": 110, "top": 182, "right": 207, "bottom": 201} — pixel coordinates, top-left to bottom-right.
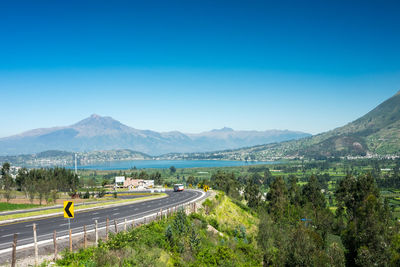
{"left": 73, "top": 114, "right": 115, "bottom": 125}
{"left": 211, "top": 127, "right": 234, "bottom": 132}
{"left": 90, "top": 114, "right": 102, "bottom": 118}
{"left": 71, "top": 114, "right": 131, "bottom": 136}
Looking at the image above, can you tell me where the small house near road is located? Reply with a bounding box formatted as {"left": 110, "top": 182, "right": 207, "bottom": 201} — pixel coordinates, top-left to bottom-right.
{"left": 123, "top": 178, "right": 154, "bottom": 190}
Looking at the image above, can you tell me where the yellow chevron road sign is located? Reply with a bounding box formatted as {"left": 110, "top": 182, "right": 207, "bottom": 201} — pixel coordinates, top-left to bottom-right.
{"left": 64, "top": 201, "right": 74, "bottom": 218}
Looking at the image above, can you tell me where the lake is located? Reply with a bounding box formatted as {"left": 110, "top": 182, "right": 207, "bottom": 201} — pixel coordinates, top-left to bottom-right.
{"left": 67, "top": 160, "right": 278, "bottom": 170}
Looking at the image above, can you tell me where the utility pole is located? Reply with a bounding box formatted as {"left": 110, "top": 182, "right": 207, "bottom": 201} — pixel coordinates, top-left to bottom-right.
{"left": 74, "top": 154, "right": 77, "bottom": 175}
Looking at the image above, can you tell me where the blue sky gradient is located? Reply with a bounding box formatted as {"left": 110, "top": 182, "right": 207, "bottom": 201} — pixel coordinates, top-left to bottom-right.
{"left": 0, "top": 0, "right": 399, "bottom": 137}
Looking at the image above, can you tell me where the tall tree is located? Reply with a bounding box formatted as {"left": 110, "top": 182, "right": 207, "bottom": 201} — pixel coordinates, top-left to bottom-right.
{"left": 244, "top": 175, "right": 261, "bottom": 208}
{"left": 336, "top": 173, "right": 393, "bottom": 266}
{"left": 266, "top": 176, "right": 289, "bottom": 221}
{"left": 1, "top": 163, "right": 15, "bottom": 202}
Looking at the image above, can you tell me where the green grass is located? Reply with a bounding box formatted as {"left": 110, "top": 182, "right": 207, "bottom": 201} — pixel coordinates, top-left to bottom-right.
{"left": 0, "top": 202, "right": 40, "bottom": 212}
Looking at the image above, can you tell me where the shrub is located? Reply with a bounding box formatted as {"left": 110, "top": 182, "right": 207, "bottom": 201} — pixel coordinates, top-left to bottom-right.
{"left": 209, "top": 218, "right": 219, "bottom": 230}
{"left": 83, "top": 190, "right": 90, "bottom": 199}
{"left": 97, "top": 188, "right": 106, "bottom": 198}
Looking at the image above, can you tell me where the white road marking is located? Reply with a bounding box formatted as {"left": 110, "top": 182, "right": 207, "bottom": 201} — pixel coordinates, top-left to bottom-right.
{"left": 113, "top": 213, "right": 120, "bottom": 216}
{"left": 2, "top": 233, "right": 19, "bottom": 238}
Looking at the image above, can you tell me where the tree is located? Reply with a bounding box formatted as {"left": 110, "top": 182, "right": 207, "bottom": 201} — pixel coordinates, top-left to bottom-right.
{"left": 139, "top": 170, "right": 149, "bottom": 180}
{"left": 101, "top": 179, "right": 109, "bottom": 187}
{"left": 266, "top": 176, "right": 289, "bottom": 221}
{"left": 15, "top": 167, "right": 28, "bottom": 191}
{"left": 336, "top": 173, "right": 393, "bottom": 266}
{"left": 257, "top": 210, "right": 290, "bottom": 266}
{"left": 151, "top": 171, "right": 163, "bottom": 185}
{"left": 301, "top": 175, "right": 326, "bottom": 210}
{"left": 287, "top": 175, "right": 301, "bottom": 205}
{"left": 2, "top": 162, "right": 10, "bottom": 173}
{"left": 244, "top": 175, "right": 261, "bottom": 208}
{"left": 24, "top": 177, "right": 36, "bottom": 204}
{"left": 2, "top": 174, "right": 15, "bottom": 202}
{"left": 1, "top": 163, "right": 15, "bottom": 202}
{"left": 263, "top": 168, "right": 272, "bottom": 187}
{"left": 36, "top": 179, "right": 48, "bottom": 205}
{"left": 211, "top": 171, "right": 240, "bottom": 199}
{"left": 88, "top": 177, "right": 96, "bottom": 188}
{"left": 187, "top": 175, "right": 196, "bottom": 187}
{"left": 169, "top": 166, "right": 176, "bottom": 174}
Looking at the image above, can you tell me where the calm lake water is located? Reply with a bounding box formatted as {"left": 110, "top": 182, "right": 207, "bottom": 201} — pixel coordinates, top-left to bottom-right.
{"left": 67, "top": 160, "right": 278, "bottom": 170}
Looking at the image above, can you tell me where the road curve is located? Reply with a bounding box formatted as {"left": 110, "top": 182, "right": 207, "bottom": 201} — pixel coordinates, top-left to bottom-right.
{"left": 0, "top": 189, "right": 204, "bottom": 251}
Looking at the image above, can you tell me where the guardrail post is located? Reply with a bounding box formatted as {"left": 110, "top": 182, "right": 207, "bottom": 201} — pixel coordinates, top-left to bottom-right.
{"left": 95, "top": 220, "right": 98, "bottom": 245}
{"left": 33, "top": 223, "right": 38, "bottom": 265}
{"left": 53, "top": 230, "right": 57, "bottom": 261}
{"left": 160, "top": 208, "right": 162, "bottom": 220}
{"left": 11, "top": 233, "right": 17, "bottom": 267}
{"left": 114, "top": 219, "right": 118, "bottom": 233}
{"left": 69, "top": 229, "right": 72, "bottom": 252}
{"left": 106, "top": 217, "right": 109, "bottom": 241}
{"left": 83, "top": 225, "right": 87, "bottom": 249}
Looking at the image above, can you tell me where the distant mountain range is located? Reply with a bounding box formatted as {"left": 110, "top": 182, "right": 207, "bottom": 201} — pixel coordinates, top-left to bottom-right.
{"left": 0, "top": 114, "right": 310, "bottom": 156}
{"left": 169, "top": 91, "right": 400, "bottom": 160}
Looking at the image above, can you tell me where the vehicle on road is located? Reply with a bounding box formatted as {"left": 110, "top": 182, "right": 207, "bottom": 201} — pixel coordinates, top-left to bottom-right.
{"left": 174, "top": 184, "right": 184, "bottom": 192}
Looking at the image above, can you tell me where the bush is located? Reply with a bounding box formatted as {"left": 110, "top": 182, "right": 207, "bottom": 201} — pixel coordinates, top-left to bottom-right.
{"left": 97, "top": 188, "right": 106, "bottom": 198}
{"left": 189, "top": 213, "right": 208, "bottom": 228}
{"left": 209, "top": 218, "right": 219, "bottom": 230}
{"left": 203, "top": 199, "right": 214, "bottom": 214}
{"left": 83, "top": 190, "right": 90, "bottom": 199}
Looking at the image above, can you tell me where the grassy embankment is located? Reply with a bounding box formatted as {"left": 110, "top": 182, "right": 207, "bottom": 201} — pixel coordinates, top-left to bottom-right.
{"left": 54, "top": 191, "right": 261, "bottom": 266}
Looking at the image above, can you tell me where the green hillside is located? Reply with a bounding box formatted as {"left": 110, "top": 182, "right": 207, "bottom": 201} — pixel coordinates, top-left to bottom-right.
{"left": 263, "top": 91, "right": 400, "bottom": 157}
{"left": 167, "top": 91, "right": 400, "bottom": 160}
{"left": 247, "top": 91, "right": 400, "bottom": 158}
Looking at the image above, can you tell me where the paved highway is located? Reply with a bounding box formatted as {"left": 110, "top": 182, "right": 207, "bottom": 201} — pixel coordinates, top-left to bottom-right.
{"left": 0, "top": 190, "right": 204, "bottom": 251}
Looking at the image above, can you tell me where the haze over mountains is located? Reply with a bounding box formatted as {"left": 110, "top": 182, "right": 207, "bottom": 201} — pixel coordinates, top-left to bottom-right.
{"left": 0, "top": 115, "right": 310, "bottom": 156}
{"left": 176, "top": 91, "right": 400, "bottom": 160}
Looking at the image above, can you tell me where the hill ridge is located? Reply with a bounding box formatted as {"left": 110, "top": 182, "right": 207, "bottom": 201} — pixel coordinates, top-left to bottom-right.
{"left": 0, "top": 115, "right": 310, "bottom": 156}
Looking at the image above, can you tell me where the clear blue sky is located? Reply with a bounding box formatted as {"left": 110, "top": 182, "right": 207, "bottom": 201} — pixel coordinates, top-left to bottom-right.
{"left": 0, "top": 0, "right": 399, "bottom": 137}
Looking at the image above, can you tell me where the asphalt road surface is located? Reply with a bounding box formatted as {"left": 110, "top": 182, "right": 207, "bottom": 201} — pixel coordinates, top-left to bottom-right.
{"left": 0, "top": 190, "right": 203, "bottom": 251}
{"left": 0, "top": 192, "right": 149, "bottom": 216}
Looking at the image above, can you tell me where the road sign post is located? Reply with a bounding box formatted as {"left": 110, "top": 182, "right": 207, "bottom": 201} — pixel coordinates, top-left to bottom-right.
{"left": 64, "top": 201, "right": 74, "bottom": 242}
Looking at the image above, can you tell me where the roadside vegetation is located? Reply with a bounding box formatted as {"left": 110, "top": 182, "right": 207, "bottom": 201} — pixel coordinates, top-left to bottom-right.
{"left": 0, "top": 202, "right": 39, "bottom": 212}
{"left": 56, "top": 192, "right": 261, "bottom": 266}
{"left": 2, "top": 158, "right": 400, "bottom": 265}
